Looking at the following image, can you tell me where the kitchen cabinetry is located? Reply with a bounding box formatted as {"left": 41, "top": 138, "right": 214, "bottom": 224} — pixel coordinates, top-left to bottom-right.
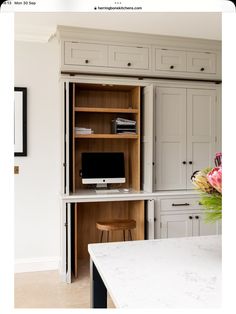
{"left": 155, "top": 195, "right": 221, "bottom": 239}
{"left": 154, "top": 48, "right": 216, "bottom": 75}
{"left": 58, "top": 26, "right": 221, "bottom": 80}
{"left": 155, "top": 85, "right": 217, "bottom": 190}
{"left": 160, "top": 213, "right": 221, "bottom": 238}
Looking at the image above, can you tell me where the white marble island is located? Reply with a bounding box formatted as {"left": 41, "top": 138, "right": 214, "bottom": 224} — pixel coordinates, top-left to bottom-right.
{"left": 88, "top": 235, "right": 221, "bottom": 308}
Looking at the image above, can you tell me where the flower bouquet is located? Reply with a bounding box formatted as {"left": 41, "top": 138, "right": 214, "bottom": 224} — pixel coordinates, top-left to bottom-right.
{"left": 191, "top": 153, "right": 222, "bottom": 223}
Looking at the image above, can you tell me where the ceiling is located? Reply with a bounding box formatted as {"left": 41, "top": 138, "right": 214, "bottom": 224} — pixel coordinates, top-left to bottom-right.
{"left": 14, "top": 12, "right": 222, "bottom": 42}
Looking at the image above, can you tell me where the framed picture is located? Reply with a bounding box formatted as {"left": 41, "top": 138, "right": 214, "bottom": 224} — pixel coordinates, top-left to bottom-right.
{"left": 14, "top": 87, "right": 27, "bottom": 156}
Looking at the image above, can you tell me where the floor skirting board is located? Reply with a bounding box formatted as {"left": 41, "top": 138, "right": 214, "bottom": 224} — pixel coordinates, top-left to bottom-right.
{"left": 15, "top": 256, "right": 60, "bottom": 273}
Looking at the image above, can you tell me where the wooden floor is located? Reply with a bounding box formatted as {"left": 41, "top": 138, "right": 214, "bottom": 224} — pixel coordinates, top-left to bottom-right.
{"left": 14, "top": 261, "right": 115, "bottom": 308}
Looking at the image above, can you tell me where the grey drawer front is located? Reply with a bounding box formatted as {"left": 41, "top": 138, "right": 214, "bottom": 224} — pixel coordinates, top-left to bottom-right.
{"left": 64, "top": 42, "right": 108, "bottom": 67}
{"left": 109, "top": 45, "right": 149, "bottom": 70}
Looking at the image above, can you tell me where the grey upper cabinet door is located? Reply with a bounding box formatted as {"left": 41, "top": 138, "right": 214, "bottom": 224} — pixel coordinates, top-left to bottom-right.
{"left": 187, "top": 52, "right": 216, "bottom": 74}
{"left": 64, "top": 42, "right": 108, "bottom": 67}
{"left": 155, "top": 48, "right": 187, "bottom": 72}
{"left": 186, "top": 89, "right": 216, "bottom": 189}
{"left": 108, "top": 45, "right": 149, "bottom": 70}
{"left": 155, "top": 87, "right": 187, "bottom": 190}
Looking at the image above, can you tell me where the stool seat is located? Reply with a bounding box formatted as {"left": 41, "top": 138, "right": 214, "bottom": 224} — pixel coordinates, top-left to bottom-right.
{"left": 96, "top": 219, "right": 136, "bottom": 242}
{"left": 96, "top": 219, "right": 136, "bottom": 231}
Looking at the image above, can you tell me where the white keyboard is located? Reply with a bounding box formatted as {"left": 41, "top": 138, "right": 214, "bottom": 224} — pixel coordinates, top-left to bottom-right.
{"left": 95, "top": 189, "right": 120, "bottom": 194}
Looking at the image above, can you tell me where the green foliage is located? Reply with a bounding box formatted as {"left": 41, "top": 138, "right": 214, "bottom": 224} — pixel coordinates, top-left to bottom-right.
{"left": 200, "top": 192, "right": 222, "bottom": 223}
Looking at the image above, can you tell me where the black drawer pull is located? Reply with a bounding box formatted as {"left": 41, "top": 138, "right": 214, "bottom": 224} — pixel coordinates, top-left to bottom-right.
{"left": 85, "top": 59, "right": 89, "bottom": 64}
{"left": 170, "top": 65, "right": 174, "bottom": 69}
{"left": 199, "top": 202, "right": 202, "bottom": 206}
{"left": 172, "top": 203, "right": 190, "bottom": 207}
{"left": 195, "top": 215, "right": 199, "bottom": 219}
{"left": 127, "top": 62, "right": 131, "bottom": 66}
{"left": 189, "top": 216, "right": 193, "bottom": 219}
{"left": 200, "top": 67, "right": 205, "bottom": 71}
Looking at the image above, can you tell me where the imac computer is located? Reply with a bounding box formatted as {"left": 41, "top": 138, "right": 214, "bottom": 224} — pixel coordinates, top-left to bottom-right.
{"left": 81, "top": 152, "right": 126, "bottom": 191}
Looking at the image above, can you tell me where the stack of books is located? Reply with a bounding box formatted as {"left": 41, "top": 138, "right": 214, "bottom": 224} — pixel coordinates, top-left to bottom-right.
{"left": 75, "top": 127, "right": 94, "bottom": 135}
{"left": 112, "top": 117, "right": 136, "bottom": 134}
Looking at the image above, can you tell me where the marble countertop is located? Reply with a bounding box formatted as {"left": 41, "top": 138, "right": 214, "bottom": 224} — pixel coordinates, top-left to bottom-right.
{"left": 88, "top": 235, "right": 221, "bottom": 308}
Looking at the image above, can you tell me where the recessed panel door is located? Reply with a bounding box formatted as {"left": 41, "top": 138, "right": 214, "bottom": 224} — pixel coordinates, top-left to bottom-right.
{"left": 160, "top": 214, "right": 193, "bottom": 238}
{"left": 156, "top": 87, "right": 187, "bottom": 190}
{"left": 186, "top": 89, "right": 216, "bottom": 189}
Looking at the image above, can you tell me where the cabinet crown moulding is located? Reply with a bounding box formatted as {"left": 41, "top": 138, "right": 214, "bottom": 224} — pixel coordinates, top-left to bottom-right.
{"left": 57, "top": 25, "right": 222, "bottom": 50}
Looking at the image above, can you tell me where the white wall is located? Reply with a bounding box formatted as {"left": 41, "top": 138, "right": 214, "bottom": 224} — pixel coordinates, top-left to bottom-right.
{"left": 14, "top": 39, "right": 61, "bottom": 272}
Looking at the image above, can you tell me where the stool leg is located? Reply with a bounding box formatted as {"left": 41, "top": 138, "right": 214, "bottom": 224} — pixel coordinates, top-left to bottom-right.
{"left": 123, "top": 230, "right": 125, "bottom": 241}
{"left": 100, "top": 231, "right": 103, "bottom": 243}
{"left": 107, "top": 231, "right": 109, "bottom": 242}
{"left": 129, "top": 230, "right": 132, "bottom": 241}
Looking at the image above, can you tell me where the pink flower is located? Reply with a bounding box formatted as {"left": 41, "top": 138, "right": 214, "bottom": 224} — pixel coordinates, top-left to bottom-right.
{"left": 207, "top": 167, "right": 222, "bottom": 194}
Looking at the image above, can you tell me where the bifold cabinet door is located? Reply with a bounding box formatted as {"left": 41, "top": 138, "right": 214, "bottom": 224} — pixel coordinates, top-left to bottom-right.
{"left": 160, "top": 214, "right": 193, "bottom": 238}
{"left": 186, "top": 89, "right": 216, "bottom": 189}
{"left": 146, "top": 199, "right": 155, "bottom": 239}
{"left": 63, "top": 82, "right": 70, "bottom": 195}
{"left": 61, "top": 202, "right": 72, "bottom": 283}
{"left": 142, "top": 85, "right": 154, "bottom": 192}
{"left": 155, "top": 87, "right": 187, "bottom": 190}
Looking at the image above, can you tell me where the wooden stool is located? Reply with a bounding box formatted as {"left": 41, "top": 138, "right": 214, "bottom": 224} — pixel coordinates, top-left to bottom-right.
{"left": 96, "top": 219, "right": 136, "bottom": 242}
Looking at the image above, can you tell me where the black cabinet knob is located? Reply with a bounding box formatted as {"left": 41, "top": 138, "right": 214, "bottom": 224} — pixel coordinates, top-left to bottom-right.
{"left": 189, "top": 161, "right": 193, "bottom": 165}
{"left": 195, "top": 216, "right": 199, "bottom": 219}
{"left": 85, "top": 59, "right": 89, "bottom": 64}
{"left": 200, "top": 67, "right": 205, "bottom": 71}
{"left": 170, "top": 65, "right": 174, "bottom": 69}
{"left": 182, "top": 161, "right": 186, "bottom": 165}
{"left": 189, "top": 216, "right": 193, "bottom": 219}
{"left": 127, "top": 62, "right": 131, "bottom": 67}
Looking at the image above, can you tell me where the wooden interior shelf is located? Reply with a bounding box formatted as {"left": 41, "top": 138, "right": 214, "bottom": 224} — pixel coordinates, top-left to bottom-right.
{"left": 74, "top": 107, "right": 139, "bottom": 114}
{"left": 74, "top": 133, "right": 138, "bottom": 139}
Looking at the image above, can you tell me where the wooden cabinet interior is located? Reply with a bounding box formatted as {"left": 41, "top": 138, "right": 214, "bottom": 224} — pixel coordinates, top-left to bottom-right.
{"left": 70, "top": 82, "right": 141, "bottom": 192}
{"left": 72, "top": 200, "right": 144, "bottom": 278}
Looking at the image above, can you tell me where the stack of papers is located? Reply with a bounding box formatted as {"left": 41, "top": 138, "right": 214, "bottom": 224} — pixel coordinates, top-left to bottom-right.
{"left": 112, "top": 117, "right": 136, "bottom": 134}
{"left": 115, "top": 118, "right": 136, "bottom": 126}
{"left": 75, "top": 127, "right": 94, "bottom": 134}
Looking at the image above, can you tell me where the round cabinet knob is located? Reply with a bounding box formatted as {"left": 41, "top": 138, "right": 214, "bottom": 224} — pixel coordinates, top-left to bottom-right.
{"left": 127, "top": 62, "right": 131, "bottom": 67}
{"left": 200, "top": 67, "right": 205, "bottom": 71}
{"left": 85, "top": 59, "right": 89, "bottom": 64}
{"left": 195, "top": 216, "right": 199, "bottom": 219}
{"left": 170, "top": 65, "right": 174, "bottom": 69}
{"left": 189, "top": 161, "right": 193, "bottom": 165}
{"left": 182, "top": 161, "right": 186, "bottom": 165}
{"left": 189, "top": 216, "right": 193, "bottom": 219}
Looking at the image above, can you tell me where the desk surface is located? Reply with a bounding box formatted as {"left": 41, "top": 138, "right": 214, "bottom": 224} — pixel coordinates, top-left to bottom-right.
{"left": 62, "top": 189, "right": 199, "bottom": 203}
{"left": 88, "top": 235, "right": 221, "bottom": 308}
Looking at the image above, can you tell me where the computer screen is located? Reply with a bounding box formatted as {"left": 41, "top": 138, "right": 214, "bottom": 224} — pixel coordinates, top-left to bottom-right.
{"left": 81, "top": 152, "right": 125, "bottom": 185}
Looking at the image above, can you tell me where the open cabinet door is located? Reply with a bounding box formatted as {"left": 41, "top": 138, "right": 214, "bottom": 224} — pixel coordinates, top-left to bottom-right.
{"left": 63, "top": 81, "right": 70, "bottom": 195}
{"left": 61, "top": 201, "right": 72, "bottom": 283}
{"left": 142, "top": 85, "right": 154, "bottom": 192}
{"left": 146, "top": 199, "right": 155, "bottom": 239}
{"left": 66, "top": 203, "right": 72, "bottom": 283}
